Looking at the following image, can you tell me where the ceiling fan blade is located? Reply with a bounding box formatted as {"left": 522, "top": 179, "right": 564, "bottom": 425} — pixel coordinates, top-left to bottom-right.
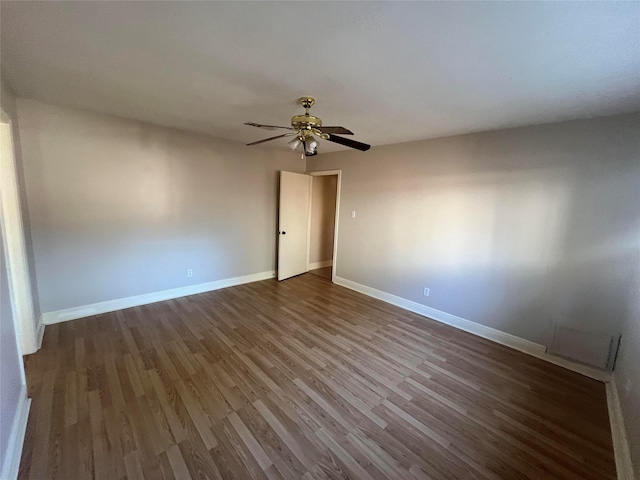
{"left": 326, "top": 134, "right": 371, "bottom": 151}
{"left": 247, "top": 133, "right": 295, "bottom": 146}
{"left": 244, "top": 122, "right": 295, "bottom": 131}
{"left": 317, "top": 126, "right": 354, "bottom": 135}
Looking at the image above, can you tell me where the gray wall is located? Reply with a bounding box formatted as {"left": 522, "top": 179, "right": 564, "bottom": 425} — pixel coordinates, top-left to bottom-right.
{"left": 308, "top": 114, "right": 640, "bottom": 347}
{"left": 309, "top": 175, "right": 337, "bottom": 264}
{"left": 16, "top": 99, "right": 304, "bottom": 313}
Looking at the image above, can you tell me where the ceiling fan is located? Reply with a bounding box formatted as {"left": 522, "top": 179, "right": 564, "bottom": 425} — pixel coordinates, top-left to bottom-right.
{"left": 245, "top": 97, "right": 371, "bottom": 156}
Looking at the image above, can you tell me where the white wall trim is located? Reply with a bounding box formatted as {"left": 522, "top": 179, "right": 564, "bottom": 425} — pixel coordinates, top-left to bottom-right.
{"left": 0, "top": 387, "right": 31, "bottom": 480}
{"left": 35, "top": 319, "right": 45, "bottom": 350}
{"left": 0, "top": 114, "right": 38, "bottom": 355}
{"left": 538, "top": 349, "right": 611, "bottom": 382}
{"left": 309, "top": 260, "right": 333, "bottom": 270}
{"left": 334, "top": 276, "right": 612, "bottom": 382}
{"left": 334, "top": 276, "right": 545, "bottom": 355}
{"left": 305, "top": 174, "right": 313, "bottom": 278}
{"left": 41, "top": 270, "right": 275, "bottom": 325}
{"left": 606, "top": 377, "right": 636, "bottom": 480}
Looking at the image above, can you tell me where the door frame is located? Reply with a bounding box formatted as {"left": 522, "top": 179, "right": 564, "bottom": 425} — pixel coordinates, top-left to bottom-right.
{"left": 306, "top": 169, "right": 341, "bottom": 283}
{"left": 1, "top": 109, "right": 40, "bottom": 354}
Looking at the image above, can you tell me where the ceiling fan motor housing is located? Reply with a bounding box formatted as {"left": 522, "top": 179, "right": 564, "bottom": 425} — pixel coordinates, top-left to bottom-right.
{"left": 291, "top": 114, "right": 322, "bottom": 131}
{"left": 292, "top": 96, "right": 322, "bottom": 133}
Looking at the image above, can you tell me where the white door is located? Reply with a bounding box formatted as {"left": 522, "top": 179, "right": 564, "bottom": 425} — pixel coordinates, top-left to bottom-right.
{"left": 278, "top": 171, "right": 311, "bottom": 281}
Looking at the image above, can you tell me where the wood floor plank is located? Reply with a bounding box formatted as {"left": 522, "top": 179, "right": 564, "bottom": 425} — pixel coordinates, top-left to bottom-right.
{"left": 315, "top": 428, "right": 378, "bottom": 480}
{"left": 346, "top": 429, "right": 413, "bottom": 480}
{"left": 123, "top": 449, "right": 145, "bottom": 479}
{"left": 236, "top": 403, "right": 308, "bottom": 479}
{"left": 174, "top": 379, "right": 218, "bottom": 450}
{"left": 379, "top": 398, "right": 450, "bottom": 449}
{"left": 19, "top": 274, "right": 617, "bottom": 479}
{"left": 213, "top": 417, "right": 270, "bottom": 480}
{"left": 254, "top": 399, "right": 317, "bottom": 471}
{"left": 165, "top": 443, "right": 192, "bottom": 480}
{"left": 228, "top": 411, "right": 273, "bottom": 470}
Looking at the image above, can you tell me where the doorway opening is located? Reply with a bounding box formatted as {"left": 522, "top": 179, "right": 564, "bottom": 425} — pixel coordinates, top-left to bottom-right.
{"left": 277, "top": 170, "right": 341, "bottom": 282}
{"left": 307, "top": 170, "right": 340, "bottom": 282}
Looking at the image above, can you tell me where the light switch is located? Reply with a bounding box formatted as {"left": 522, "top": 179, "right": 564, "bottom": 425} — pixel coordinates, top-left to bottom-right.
{"left": 351, "top": 211, "right": 356, "bottom": 218}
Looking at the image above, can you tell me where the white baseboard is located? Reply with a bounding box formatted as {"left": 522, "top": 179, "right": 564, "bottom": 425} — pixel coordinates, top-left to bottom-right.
{"left": 333, "top": 276, "right": 611, "bottom": 382}
{"left": 606, "top": 377, "right": 636, "bottom": 480}
{"left": 20, "top": 318, "right": 44, "bottom": 356}
{"left": 334, "top": 276, "right": 545, "bottom": 355}
{"left": 41, "top": 270, "right": 276, "bottom": 325}
{"left": 537, "top": 350, "right": 611, "bottom": 382}
{"left": 309, "top": 260, "right": 332, "bottom": 270}
{"left": 0, "top": 387, "right": 31, "bottom": 480}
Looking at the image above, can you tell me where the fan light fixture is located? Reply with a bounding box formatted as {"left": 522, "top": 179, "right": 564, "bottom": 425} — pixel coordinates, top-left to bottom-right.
{"left": 288, "top": 137, "right": 301, "bottom": 151}
{"left": 305, "top": 136, "right": 318, "bottom": 156}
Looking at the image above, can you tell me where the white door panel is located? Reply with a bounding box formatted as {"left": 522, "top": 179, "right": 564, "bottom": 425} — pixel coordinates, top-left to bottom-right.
{"left": 278, "top": 171, "right": 311, "bottom": 281}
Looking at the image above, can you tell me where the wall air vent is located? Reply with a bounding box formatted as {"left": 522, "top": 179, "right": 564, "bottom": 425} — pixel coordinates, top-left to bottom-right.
{"left": 547, "top": 325, "right": 620, "bottom": 371}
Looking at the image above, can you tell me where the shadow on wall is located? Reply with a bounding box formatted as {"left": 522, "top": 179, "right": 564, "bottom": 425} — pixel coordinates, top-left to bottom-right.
{"left": 341, "top": 155, "right": 639, "bottom": 348}
{"left": 17, "top": 99, "right": 305, "bottom": 314}
{"left": 550, "top": 166, "right": 639, "bottom": 339}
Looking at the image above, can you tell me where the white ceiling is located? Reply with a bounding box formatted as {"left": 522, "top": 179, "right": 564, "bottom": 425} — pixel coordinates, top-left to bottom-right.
{"left": 2, "top": 1, "right": 639, "bottom": 153}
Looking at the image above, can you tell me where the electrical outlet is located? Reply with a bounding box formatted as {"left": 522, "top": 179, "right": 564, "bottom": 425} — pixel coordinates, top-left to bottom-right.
{"left": 187, "top": 269, "right": 193, "bottom": 277}
{"left": 423, "top": 287, "right": 430, "bottom": 297}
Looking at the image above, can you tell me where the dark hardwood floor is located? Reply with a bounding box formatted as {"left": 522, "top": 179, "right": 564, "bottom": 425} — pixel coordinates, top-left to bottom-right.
{"left": 19, "top": 273, "right": 617, "bottom": 479}
{"left": 309, "top": 267, "right": 332, "bottom": 280}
